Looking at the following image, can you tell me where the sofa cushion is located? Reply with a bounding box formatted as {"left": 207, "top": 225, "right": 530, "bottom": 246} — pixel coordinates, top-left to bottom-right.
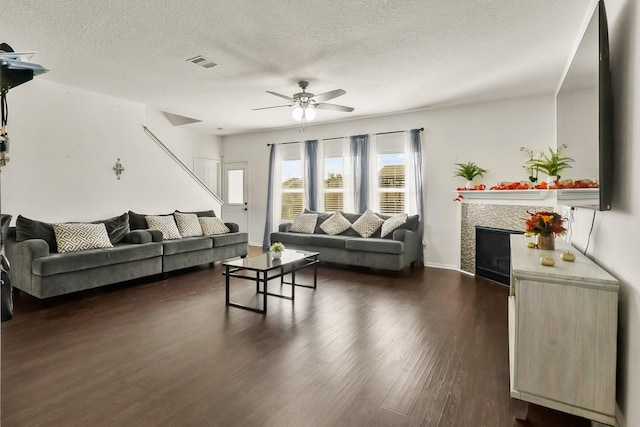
{"left": 381, "top": 214, "right": 408, "bottom": 238}
{"left": 15, "top": 215, "right": 59, "bottom": 253}
{"left": 200, "top": 217, "right": 230, "bottom": 235}
{"left": 270, "top": 232, "right": 312, "bottom": 247}
{"left": 211, "top": 232, "right": 248, "bottom": 247}
{"left": 345, "top": 238, "right": 404, "bottom": 255}
{"left": 351, "top": 209, "right": 385, "bottom": 238}
{"left": 123, "top": 230, "right": 152, "bottom": 244}
{"left": 53, "top": 223, "right": 114, "bottom": 253}
{"left": 162, "top": 236, "right": 212, "bottom": 256}
{"left": 308, "top": 234, "right": 350, "bottom": 249}
{"left": 290, "top": 213, "right": 318, "bottom": 234}
{"left": 174, "top": 212, "right": 203, "bottom": 237}
{"left": 320, "top": 212, "right": 352, "bottom": 235}
{"left": 145, "top": 215, "right": 182, "bottom": 240}
{"left": 94, "top": 212, "right": 130, "bottom": 244}
{"left": 176, "top": 209, "right": 216, "bottom": 217}
{"left": 33, "top": 243, "right": 162, "bottom": 276}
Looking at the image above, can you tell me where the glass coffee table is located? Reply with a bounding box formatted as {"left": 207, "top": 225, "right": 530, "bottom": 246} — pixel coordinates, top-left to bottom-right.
{"left": 223, "top": 250, "right": 319, "bottom": 314}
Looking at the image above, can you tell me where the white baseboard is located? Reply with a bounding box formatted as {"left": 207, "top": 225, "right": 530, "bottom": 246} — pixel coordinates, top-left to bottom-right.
{"left": 424, "top": 262, "right": 459, "bottom": 271}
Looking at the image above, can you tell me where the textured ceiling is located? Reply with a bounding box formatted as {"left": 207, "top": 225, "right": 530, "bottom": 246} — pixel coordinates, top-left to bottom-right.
{"left": 2, "top": 0, "right": 592, "bottom": 135}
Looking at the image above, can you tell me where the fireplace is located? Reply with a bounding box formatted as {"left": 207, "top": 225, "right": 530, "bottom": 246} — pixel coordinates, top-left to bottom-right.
{"left": 475, "top": 226, "right": 523, "bottom": 286}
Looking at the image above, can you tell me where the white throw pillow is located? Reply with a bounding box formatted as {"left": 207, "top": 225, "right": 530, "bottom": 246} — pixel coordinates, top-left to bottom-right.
{"left": 290, "top": 213, "right": 318, "bottom": 234}
{"left": 320, "top": 212, "right": 352, "bottom": 235}
{"left": 381, "top": 213, "right": 408, "bottom": 237}
{"left": 145, "top": 215, "right": 182, "bottom": 240}
{"left": 174, "top": 212, "right": 203, "bottom": 237}
{"left": 199, "top": 217, "right": 230, "bottom": 235}
{"left": 53, "top": 223, "right": 114, "bottom": 253}
{"left": 351, "top": 209, "right": 385, "bottom": 238}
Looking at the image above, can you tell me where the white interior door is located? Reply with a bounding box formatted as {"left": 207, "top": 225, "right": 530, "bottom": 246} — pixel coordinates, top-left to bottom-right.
{"left": 222, "top": 162, "right": 248, "bottom": 232}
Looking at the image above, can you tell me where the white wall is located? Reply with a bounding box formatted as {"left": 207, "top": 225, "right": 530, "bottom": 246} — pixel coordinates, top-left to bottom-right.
{"left": 222, "top": 94, "right": 555, "bottom": 265}
{"left": 0, "top": 79, "right": 222, "bottom": 223}
{"left": 568, "top": 0, "right": 639, "bottom": 425}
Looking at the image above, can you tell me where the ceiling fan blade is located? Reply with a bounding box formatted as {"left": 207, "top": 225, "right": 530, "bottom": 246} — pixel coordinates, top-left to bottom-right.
{"left": 313, "top": 89, "right": 346, "bottom": 102}
{"left": 316, "top": 103, "right": 354, "bottom": 112}
{"left": 252, "top": 104, "right": 291, "bottom": 111}
{"left": 266, "top": 91, "right": 295, "bottom": 101}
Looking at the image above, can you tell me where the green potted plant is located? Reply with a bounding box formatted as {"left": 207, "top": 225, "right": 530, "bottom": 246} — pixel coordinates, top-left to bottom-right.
{"left": 454, "top": 162, "right": 488, "bottom": 189}
{"left": 269, "top": 242, "right": 285, "bottom": 259}
{"left": 527, "top": 146, "right": 574, "bottom": 182}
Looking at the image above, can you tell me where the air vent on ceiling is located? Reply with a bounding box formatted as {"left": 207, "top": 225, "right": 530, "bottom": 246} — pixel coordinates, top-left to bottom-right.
{"left": 186, "top": 55, "right": 217, "bottom": 69}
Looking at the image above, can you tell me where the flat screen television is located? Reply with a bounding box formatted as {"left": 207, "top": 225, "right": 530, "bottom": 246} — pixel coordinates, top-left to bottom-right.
{"left": 556, "top": 0, "right": 613, "bottom": 211}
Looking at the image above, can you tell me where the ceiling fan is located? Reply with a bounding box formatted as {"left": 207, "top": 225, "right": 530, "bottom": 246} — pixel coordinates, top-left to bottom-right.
{"left": 253, "top": 80, "right": 354, "bottom": 122}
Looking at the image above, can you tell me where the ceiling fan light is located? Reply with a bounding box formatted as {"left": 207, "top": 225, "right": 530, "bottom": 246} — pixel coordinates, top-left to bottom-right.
{"left": 305, "top": 107, "right": 316, "bottom": 121}
{"left": 292, "top": 106, "right": 304, "bottom": 121}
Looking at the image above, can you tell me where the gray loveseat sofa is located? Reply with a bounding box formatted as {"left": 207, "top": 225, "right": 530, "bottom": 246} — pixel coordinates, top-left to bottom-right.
{"left": 5, "top": 210, "right": 248, "bottom": 299}
{"left": 270, "top": 210, "right": 420, "bottom": 271}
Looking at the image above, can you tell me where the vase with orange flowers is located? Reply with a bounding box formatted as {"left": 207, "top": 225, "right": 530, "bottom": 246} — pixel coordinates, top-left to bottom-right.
{"left": 525, "top": 211, "right": 566, "bottom": 250}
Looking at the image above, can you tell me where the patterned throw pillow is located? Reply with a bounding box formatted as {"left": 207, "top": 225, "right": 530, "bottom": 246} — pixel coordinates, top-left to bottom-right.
{"left": 53, "top": 223, "right": 114, "bottom": 253}
{"left": 290, "top": 213, "right": 318, "bottom": 234}
{"left": 320, "top": 212, "right": 352, "bottom": 235}
{"left": 174, "top": 212, "right": 203, "bottom": 237}
{"left": 145, "top": 215, "right": 182, "bottom": 240}
{"left": 381, "top": 213, "right": 408, "bottom": 237}
{"left": 199, "top": 217, "right": 230, "bottom": 235}
{"left": 351, "top": 209, "right": 385, "bottom": 238}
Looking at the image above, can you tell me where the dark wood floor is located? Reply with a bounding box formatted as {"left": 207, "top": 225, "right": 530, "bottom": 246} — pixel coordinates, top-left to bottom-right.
{"left": 1, "top": 248, "right": 590, "bottom": 427}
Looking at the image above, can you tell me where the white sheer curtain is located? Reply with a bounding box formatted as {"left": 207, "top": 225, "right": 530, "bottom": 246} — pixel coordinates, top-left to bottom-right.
{"left": 341, "top": 137, "right": 356, "bottom": 213}
{"left": 315, "top": 140, "right": 326, "bottom": 212}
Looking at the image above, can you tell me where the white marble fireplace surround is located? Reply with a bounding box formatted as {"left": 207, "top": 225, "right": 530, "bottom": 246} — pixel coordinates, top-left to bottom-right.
{"left": 460, "top": 203, "right": 552, "bottom": 274}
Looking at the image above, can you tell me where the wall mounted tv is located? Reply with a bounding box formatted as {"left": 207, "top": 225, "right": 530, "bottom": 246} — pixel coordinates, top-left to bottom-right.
{"left": 556, "top": 0, "right": 613, "bottom": 211}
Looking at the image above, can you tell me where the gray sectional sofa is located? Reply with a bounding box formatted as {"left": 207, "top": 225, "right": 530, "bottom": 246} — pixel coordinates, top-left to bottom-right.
{"left": 5, "top": 210, "right": 248, "bottom": 299}
{"left": 270, "top": 210, "right": 421, "bottom": 271}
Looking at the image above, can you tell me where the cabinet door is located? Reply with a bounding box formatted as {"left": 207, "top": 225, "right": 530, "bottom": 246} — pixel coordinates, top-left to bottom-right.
{"left": 515, "top": 279, "right": 617, "bottom": 415}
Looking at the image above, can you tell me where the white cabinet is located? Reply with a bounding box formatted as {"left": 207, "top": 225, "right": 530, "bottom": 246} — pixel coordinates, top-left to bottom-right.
{"left": 509, "top": 235, "right": 618, "bottom": 426}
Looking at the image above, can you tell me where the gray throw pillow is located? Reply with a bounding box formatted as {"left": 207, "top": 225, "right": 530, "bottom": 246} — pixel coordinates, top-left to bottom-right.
{"left": 94, "top": 212, "right": 130, "bottom": 244}
{"left": 15, "top": 215, "right": 58, "bottom": 252}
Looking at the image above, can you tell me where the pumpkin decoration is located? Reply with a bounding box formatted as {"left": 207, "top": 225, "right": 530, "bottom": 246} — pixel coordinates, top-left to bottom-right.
{"left": 561, "top": 251, "right": 576, "bottom": 262}
{"left": 540, "top": 256, "right": 556, "bottom": 267}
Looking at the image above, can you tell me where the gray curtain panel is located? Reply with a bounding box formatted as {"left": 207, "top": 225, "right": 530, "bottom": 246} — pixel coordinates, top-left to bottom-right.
{"left": 262, "top": 144, "right": 276, "bottom": 249}
{"left": 304, "top": 140, "right": 318, "bottom": 211}
{"left": 410, "top": 128, "right": 425, "bottom": 264}
{"left": 350, "top": 134, "right": 369, "bottom": 213}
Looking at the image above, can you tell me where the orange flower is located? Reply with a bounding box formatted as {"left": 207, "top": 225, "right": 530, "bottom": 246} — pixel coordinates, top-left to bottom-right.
{"left": 525, "top": 211, "right": 566, "bottom": 237}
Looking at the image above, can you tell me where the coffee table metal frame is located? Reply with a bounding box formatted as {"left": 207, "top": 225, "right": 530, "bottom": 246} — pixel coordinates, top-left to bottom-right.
{"left": 223, "top": 250, "right": 319, "bottom": 314}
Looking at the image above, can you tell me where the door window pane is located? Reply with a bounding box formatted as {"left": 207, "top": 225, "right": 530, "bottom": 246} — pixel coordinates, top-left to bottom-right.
{"left": 228, "top": 169, "right": 244, "bottom": 204}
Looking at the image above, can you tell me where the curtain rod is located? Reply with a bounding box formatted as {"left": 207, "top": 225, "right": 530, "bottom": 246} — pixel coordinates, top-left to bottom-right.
{"left": 266, "top": 127, "right": 424, "bottom": 146}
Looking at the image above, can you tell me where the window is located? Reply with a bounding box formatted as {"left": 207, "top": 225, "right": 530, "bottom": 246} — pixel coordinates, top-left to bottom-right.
{"left": 273, "top": 133, "right": 413, "bottom": 226}
{"left": 376, "top": 134, "right": 406, "bottom": 215}
{"left": 281, "top": 159, "right": 304, "bottom": 221}
{"left": 324, "top": 157, "right": 344, "bottom": 212}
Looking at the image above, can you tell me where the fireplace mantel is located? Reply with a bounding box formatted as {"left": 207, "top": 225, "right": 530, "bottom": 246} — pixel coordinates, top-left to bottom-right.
{"left": 455, "top": 188, "right": 599, "bottom": 206}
